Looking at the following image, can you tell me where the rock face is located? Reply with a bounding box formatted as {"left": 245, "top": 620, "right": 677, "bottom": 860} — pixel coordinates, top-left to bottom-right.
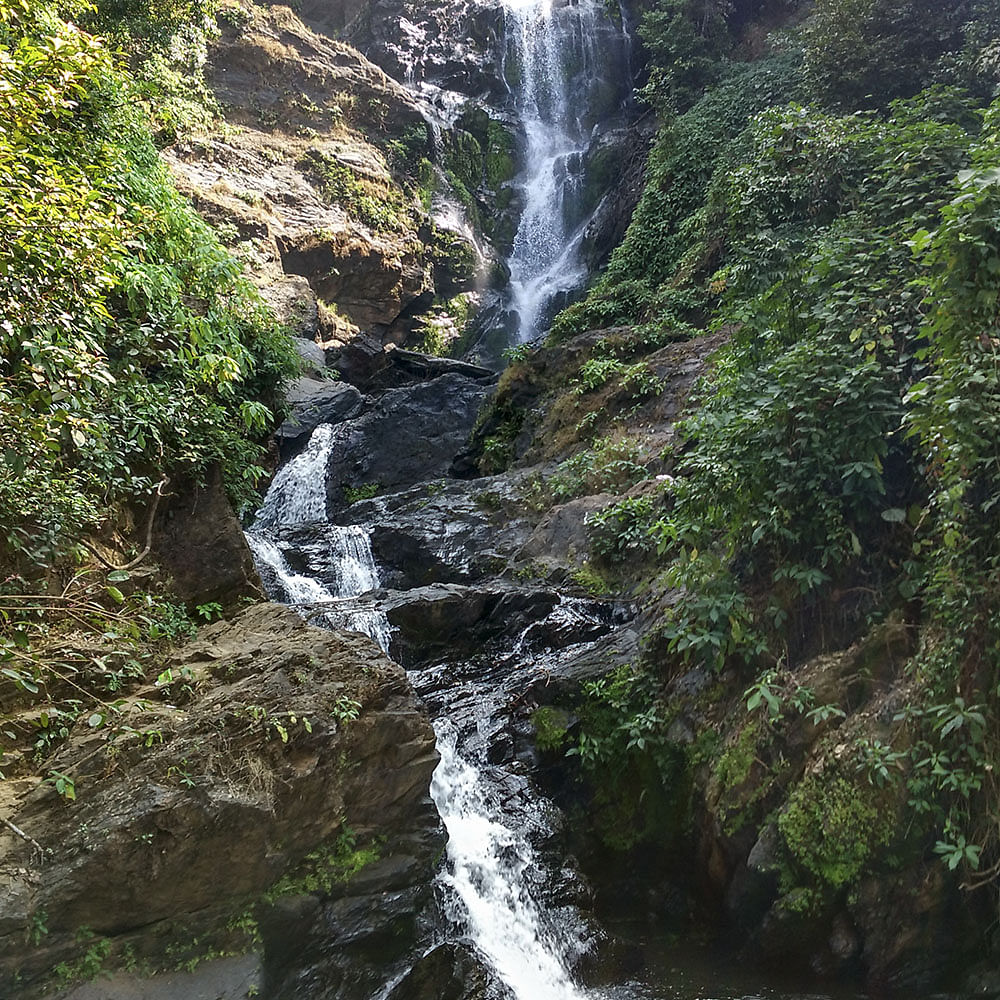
{"left": 385, "top": 943, "right": 514, "bottom": 1000}
{"left": 276, "top": 376, "right": 364, "bottom": 445}
{"left": 322, "top": 373, "right": 489, "bottom": 507}
{"left": 165, "top": 2, "right": 486, "bottom": 364}
{"left": 0, "top": 604, "right": 442, "bottom": 1000}
{"left": 151, "top": 465, "right": 262, "bottom": 607}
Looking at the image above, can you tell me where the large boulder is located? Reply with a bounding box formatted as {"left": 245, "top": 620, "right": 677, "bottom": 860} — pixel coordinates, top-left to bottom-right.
{"left": 0, "top": 604, "right": 442, "bottom": 1000}
{"left": 151, "top": 465, "right": 262, "bottom": 607}
{"left": 385, "top": 943, "right": 514, "bottom": 1000}
{"left": 276, "top": 377, "right": 365, "bottom": 445}
{"left": 323, "top": 373, "right": 488, "bottom": 507}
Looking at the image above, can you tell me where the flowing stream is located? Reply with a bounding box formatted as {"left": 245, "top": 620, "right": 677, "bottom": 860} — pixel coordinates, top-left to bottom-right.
{"left": 502, "top": 0, "right": 630, "bottom": 341}
{"left": 246, "top": 424, "right": 601, "bottom": 1000}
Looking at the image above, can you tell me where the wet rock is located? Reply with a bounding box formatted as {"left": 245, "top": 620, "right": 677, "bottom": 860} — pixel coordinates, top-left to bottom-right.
{"left": 293, "top": 337, "right": 329, "bottom": 378}
{"left": 323, "top": 374, "right": 488, "bottom": 506}
{"left": 276, "top": 377, "right": 365, "bottom": 444}
{"left": 516, "top": 493, "right": 616, "bottom": 583}
{"left": 1, "top": 604, "right": 442, "bottom": 999}
{"left": 384, "top": 943, "right": 514, "bottom": 1000}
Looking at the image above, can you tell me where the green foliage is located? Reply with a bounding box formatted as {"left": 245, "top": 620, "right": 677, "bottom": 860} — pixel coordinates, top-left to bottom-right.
{"left": 531, "top": 706, "right": 571, "bottom": 752}
{"left": 264, "top": 827, "right": 379, "bottom": 900}
{"left": 551, "top": 54, "right": 803, "bottom": 339}
{"left": 589, "top": 495, "right": 659, "bottom": 563}
{"left": 778, "top": 774, "right": 892, "bottom": 889}
{"left": 298, "top": 148, "right": 409, "bottom": 232}
{"left": 525, "top": 436, "right": 648, "bottom": 508}
{"left": 0, "top": 1, "right": 297, "bottom": 571}
{"left": 568, "top": 665, "right": 689, "bottom": 850}
{"left": 53, "top": 929, "right": 113, "bottom": 986}
{"left": 802, "top": 0, "right": 1000, "bottom": 110}
{"left": 343, "top": 483, "right": 380, "bottom": 505}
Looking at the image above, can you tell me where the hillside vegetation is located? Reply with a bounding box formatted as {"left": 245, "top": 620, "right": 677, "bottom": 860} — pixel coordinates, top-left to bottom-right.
{"left": 0, "top": 0, "right": 296, "bottom": 792}
{"left": 496, "top": 0, "right": 1000, "bottom": 954}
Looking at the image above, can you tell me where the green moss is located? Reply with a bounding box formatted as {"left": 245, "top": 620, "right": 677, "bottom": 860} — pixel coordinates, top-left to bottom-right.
{"left": 343, "top": 482, "right": 379, "bottom": 504}
{"left": 484, "top": 119, "right": 517, "bottom": 188}
{"left": 778, "top": 774, "right": 893, "bottom": 889}
{"left": 714, "top": 719, "right": 761, "bottom": 793}
{"left": 532, "top": 706, "right": 571, "bottom": 751}
{"left": 570, "top": 564, "right": 612, "bottom": 597}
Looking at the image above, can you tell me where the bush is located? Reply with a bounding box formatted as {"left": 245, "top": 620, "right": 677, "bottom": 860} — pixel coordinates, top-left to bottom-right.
{"left": 0, "top": 1, "right": 297, "bottom": 568}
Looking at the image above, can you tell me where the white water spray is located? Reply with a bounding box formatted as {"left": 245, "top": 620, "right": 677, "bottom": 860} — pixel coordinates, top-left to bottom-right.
{"left": 431, "top": 720, "right": 590, "bottom": 1000}
{"left": 503, "top": 0, "right": 624, "bottom": 342}
{"left": 245, "top": 424, "right": 392, "bottom": 652}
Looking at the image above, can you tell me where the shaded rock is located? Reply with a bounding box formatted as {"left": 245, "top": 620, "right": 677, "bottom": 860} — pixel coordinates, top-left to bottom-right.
{"left": 324, "top": 374, "right": 488, "bottom": 506}
{"left": 278, "top": 229, "right": 431, "bottom": 336}
{"left": 388, "top": 348, "right": 497, "bottom": 384}
{"left": 293, "top": 337, "right": 328, "bottom": 377}
{"left": 276, "top": 377, "right": 364, "bottom": 444}
{"left": 326, "top": 331, "right": 393, "bottom": 388}
{"left": 1, "top": 604, "right": 442, "bottom": 999}
{"left": 516, "top": 493, "right": 616, "bottom": 583}
{"left": 260, "top": 274, "right": 320, "bottom": 340}
{"left": 151, "top": 465, "right": 261, "bottom": 607}
{"left": 57, "top": 956, "right": 260, "bottom": 1000}
{"left": 385, "top": 943, "right": 514, "bottom": 1000}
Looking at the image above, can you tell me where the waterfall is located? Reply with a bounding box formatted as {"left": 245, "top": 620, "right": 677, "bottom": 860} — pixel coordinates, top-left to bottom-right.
{"left": 247, "top": 426, "right": 597, "bottom": 999}
{"left": 502, "top": 0, "right": 627, "bottom": 342}
{"left": 431, "top": 720, "right": 590, "bottom": 1000}
{"left": 245, "top": 423, "right": 393, "bottom": 653}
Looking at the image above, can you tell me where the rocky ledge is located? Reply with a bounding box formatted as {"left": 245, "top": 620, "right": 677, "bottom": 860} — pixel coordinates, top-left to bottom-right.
{"left": 0, "top": 603, "right": 442, "bottom": 1000}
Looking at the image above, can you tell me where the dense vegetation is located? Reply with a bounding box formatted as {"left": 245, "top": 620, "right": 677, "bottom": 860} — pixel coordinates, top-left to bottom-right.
{"left": 546, "top": 0, "right": 1000, "bottom": 919}
{"left": 0, "top": 0, "right": 296, "bottom": 790}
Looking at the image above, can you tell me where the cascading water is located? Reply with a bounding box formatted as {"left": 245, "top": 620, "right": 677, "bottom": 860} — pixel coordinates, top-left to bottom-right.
{"left": 246, "top": 425, "right": 605, "bottom": 999}
{"left": 502, "top": 0, "right": 630, "bottom": 342}
{"left": 245, "top": 423, "right": 393, "bottom": 652}
{"left": 432, "top": 719, "right": 591, "bottom": 1000}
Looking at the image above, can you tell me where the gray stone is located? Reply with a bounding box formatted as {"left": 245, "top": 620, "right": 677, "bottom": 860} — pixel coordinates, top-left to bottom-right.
{"left": 276, "top": 377, "right": 364, "bottom": 442}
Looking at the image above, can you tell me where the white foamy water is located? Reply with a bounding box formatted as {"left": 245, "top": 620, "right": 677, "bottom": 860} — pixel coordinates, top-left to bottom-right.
{"left": 431, "top": 720, "right": 590, "bottom": 1000}
{"left": 246, "top": 424, "right": 392, "bottom": 652}
{"left": 254, "top": 422, "right": 335, "bottom": 528}
{"left": 502, "top": 0, "right": 625, "bottom": 342}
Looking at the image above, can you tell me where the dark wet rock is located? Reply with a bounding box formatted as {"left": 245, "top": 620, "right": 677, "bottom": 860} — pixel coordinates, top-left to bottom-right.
{"left": 380, "top": 583, "right": 623, "bottom": 669}
{"left": 385, "top": 943, "right": 514, "bottom": 1000}
{"left": 152, "top": 465, "right": 261, "bottom": 607}
{"left": 388, "top": 348, "right": 498, "bottom": 384}
{"left": 324, "top": 374, "right": 488, "bottom": 507}
{"left": 276, "top": 377, "right": 365, "bottom": 444}
{"left": 2, "top": 604, "right": 442, "bottom": 999}
{"left": 293, "top": 337, "right": 329, "bottom": 378}
{"left": 326, "top": 331, "right": 393, "bottom": 389}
